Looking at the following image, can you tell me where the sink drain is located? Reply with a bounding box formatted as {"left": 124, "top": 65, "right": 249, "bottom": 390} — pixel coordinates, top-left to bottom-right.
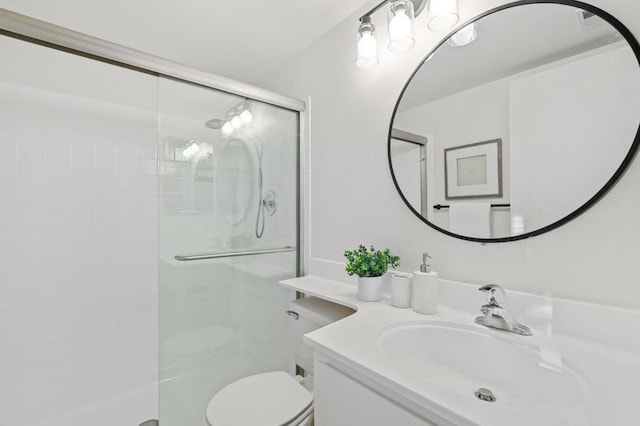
{"left": 474, "top": 388, "right": 496, "bottom": 402}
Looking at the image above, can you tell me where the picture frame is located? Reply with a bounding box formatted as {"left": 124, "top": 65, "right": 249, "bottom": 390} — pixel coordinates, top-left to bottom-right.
{"left": 444, "top": 139, "right": 503, "bottom": 200}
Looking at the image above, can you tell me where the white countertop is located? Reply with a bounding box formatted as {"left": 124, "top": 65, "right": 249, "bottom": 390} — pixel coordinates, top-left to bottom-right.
{"left": 280, "top": 275, "right": 640, "bottom": 426}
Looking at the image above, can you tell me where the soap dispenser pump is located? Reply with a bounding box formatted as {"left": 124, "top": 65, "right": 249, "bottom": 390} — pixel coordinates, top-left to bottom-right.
{"left": 420, "top": 252, "right": 430, "bottom": 273}
{"left": 413, "top": 252, "right": 439, "bottom": 314}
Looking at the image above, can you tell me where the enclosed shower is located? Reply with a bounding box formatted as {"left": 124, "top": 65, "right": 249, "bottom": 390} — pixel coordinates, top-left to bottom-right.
{"left": 0, "top": 9, "right": 301, "bottom": 426}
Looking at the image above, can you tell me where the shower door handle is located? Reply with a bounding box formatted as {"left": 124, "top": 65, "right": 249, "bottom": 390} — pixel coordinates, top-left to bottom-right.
{"left": 174, "top": 246, "right": 296, "bottom": 261}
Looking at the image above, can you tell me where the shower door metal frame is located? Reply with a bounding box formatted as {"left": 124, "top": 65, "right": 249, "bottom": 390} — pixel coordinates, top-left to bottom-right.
{"left": 0, "top": 9, "right": 305, "bottom": 112}
{"left": 0, "top": 8, "right": 305, "bottom": 276}
{"left": 390, "top": 128, "right": 429, "bottom": 217}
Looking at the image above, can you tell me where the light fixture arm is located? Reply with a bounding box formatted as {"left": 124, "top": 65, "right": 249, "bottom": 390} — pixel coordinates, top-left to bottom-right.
{"left": 359, "top": 0, "right": 426, "bottom": 22}
{"left": 355, "top": 0, "right": 461, "bottom": 69}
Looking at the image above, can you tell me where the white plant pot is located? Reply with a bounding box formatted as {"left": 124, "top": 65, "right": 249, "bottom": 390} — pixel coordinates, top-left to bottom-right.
{"left": 358, "top": 276, "right": 384, "bottom": 302}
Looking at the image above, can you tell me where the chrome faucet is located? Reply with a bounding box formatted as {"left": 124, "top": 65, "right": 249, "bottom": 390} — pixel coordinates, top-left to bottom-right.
{"left": 474, "top": 284, "right": 532, "bottom": 336}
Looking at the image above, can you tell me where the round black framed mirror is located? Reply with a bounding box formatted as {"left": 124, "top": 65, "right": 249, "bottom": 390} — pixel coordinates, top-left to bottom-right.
{"left": 388, "top": 0, "right": 640, "bottom": 242}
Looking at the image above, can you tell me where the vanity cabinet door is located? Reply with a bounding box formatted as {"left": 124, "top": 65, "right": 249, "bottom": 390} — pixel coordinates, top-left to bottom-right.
{"left": 314, "top": 360, "right": 434, "bottom": 426}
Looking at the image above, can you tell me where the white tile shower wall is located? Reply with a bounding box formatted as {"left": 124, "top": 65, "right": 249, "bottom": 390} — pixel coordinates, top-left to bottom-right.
{"left": 0, "top": 40, "right": 159, "bottom": 424}
{"left": 261, "top": 0, "right": 640, "bottom": 310}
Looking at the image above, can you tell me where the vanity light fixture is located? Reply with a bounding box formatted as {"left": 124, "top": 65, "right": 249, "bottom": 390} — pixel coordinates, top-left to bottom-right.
{"left": 221, "top": 121, "right": 233, "bottom": 135}
{"left": 231, "top": 115, "right": 242, "bottom": 131}
{"left": 356, "top": 0, "right": 462, "bottom": 68}
{"left": 182, "top": 140, "right": 200, "bottom": 159}
{"left": 447, "top": 22, "right": 477, "bottom": 46}
{"left": 388, "top": 0, "right": 416, "bottom": 52}
{"left": 216, "top": 101, "right": 253, "bottom": 137}
{"left": 427, "top": 0, "right": 459, "bottom": 31}
{"left": 239, "top": 109, "right": 253, "bottom": 125}
{"left": 356, "top": 16, "right": 380, "bottom": 69}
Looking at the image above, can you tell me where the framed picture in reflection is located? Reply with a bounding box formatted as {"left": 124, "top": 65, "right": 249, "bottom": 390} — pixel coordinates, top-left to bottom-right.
{"left": 444, "top": 139, "right": 503, "bottom": 199}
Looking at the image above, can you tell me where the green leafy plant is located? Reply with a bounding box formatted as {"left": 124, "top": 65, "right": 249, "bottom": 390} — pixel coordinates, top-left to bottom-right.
{"left": 344, "top": 245, "right": 400, "bottom": 278}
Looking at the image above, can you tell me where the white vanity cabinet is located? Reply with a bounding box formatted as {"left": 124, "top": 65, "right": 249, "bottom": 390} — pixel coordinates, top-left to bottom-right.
{"left": 281, "top": 276, "right": 640, "bottom": 426}
{"left": 313, "top": 354, "right": 436, "bottom": 426}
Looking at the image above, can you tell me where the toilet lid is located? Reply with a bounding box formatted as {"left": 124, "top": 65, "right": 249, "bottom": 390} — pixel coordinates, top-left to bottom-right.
{"left": 206, "top": 371, "right": 313, "bottom": 426}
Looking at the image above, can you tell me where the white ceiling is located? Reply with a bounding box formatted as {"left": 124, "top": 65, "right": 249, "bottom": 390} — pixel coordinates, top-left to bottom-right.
{"left": 0, "top": 0, "right": 372, "bottom": 85}
{"left": 398, "top": 3, "right": 623, "bottom": 111}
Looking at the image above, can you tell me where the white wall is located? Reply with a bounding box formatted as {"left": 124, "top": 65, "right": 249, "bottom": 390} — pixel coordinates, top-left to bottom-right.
{"left": 0, "top": 37, "right": 159, "bottom": 425}
{"left": 510, "top": 44, "right": 640, "bottom": 233}
{"left": 261, "top": 0, "right": 640, "bottom": 310}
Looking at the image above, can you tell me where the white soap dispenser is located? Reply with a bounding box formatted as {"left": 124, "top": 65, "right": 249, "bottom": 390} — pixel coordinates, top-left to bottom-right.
{"left": 413, "top": 252, "right": 439, "bottom": 314}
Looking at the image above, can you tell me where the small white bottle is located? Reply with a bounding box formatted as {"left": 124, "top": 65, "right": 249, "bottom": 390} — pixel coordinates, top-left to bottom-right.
{"left": 391, "top": 273, "right": 413, "bottom": 308}
{"left": 413, "top": 253, "right": 438, "bottom": 314}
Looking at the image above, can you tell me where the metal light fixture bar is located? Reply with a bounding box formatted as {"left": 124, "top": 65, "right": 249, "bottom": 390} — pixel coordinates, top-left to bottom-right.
{"left": 358, "top": 0, "right": 426, "bottom": 22}
{"left": 356, "top": 0, "right": 465, "bottom": 69}
{"left": 356, "top": 0, "right": 426, "bottom": 68}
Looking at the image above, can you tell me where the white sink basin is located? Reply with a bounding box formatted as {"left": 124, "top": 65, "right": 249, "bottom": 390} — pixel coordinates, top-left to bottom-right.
{"left": 378, "top": 321, "right": 589, "bottom": 409}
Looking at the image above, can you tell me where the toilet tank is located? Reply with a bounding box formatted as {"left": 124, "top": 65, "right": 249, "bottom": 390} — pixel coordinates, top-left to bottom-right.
{"left": 287, "top": 297, "right": 354, "bottom": 373}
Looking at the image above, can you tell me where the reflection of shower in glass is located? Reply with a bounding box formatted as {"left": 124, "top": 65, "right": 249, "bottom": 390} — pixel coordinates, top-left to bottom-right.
{"left": 252, "top": 141, "right": 277, "bottom": 239}
{"left": 206, "top": 109, "right": 276, "bottom": 239}
{"left": 182, "top": 140, "right": 201, "bottom": 159}
{"left": 255, "top": 153, "right": 265, "bottom": 238}
{"left": 205, "top": 101, "right": 253, "bottom": 136}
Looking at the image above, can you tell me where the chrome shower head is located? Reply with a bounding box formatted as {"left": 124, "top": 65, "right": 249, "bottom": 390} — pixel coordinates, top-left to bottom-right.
{"left": 204, "top": 118, "right": 225, "bottom": 129}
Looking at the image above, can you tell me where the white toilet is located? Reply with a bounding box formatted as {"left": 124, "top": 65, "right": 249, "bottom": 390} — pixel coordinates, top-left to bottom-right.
{"left": 205, "top": 297, "right": 353, "bottom": 426}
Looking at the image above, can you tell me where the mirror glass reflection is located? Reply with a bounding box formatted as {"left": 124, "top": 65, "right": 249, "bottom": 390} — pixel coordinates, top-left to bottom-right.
{"left": 390, "top": 3, "right": 640, "bottom": 240}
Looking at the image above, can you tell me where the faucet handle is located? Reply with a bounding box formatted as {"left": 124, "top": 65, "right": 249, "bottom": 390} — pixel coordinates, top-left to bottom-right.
{"left": 478, "top": 284, "right": 507, "bottom": 307}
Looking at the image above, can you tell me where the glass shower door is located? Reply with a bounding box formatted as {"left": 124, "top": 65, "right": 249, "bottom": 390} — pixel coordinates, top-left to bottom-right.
{"left": 157, "top": 77, "right": 299, "bottom": 425}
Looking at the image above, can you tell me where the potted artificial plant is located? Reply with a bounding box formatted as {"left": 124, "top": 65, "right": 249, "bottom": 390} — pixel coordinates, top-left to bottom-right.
{"left": 344, "top": 245, "right": 400, "bottom": 301}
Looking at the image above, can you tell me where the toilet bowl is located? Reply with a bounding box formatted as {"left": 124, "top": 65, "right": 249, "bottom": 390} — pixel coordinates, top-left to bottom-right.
{"left": 205, "top": 297, "right": 354, "bottom": 426}
{"left": 205, "top": 371, "right": 313, "bottom": 426}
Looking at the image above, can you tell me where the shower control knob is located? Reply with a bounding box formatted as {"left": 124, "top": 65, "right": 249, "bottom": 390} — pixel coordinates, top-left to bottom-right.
{"left": 263, "top": 190, "right": 277, "bottom": 215}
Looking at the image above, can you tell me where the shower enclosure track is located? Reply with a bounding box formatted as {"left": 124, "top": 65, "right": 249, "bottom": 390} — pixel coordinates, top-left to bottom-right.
{"left": 174, "top": 246, "right": 296, "bottom": 261}
{"left": 0, "top": 8, "right": 305, "bottom": 112}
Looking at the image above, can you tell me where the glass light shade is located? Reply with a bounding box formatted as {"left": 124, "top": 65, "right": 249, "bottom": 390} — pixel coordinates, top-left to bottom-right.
{"left": 182, "top": 141, "right": 199, "bottom": 159}
{"left": 221, "top": 121, "right": 233, "bottom": 135}
{"left": 447, "top": 22, "right": 478, "bottom": 46}
{"left": 388, "top": 0, "right": 415, "bottom": 52}
{"left": 240, "top": 109, "right": 253, "bottom": 125}
{"left": 356, "top": 17, "right": 379, "bottom": 69}
{"left": 231, "top": 115, "right": 242, "bottom": 130}
{"left": 427, "top": 0, "right": 459, "bottom": 31}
